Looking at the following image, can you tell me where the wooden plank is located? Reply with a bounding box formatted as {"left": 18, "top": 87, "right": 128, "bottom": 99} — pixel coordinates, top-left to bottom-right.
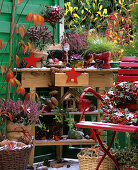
{"left": 117, "top": 76, "right": 138, "bottom": 81}
{"left": 69, "top": 110, "right": 99, "bottom": 115}
{"left": 22, "top": 71, "right": 51, "bottom": 88}
{"left": 15, "top": 68, "right": 118, "bottom": 72}
{"left": 119, "top": 62, "right": 138, "bottom": 68}
{"left": 42, "top": 110, "right": 99, "bottom": 116}
{"left": 121, "top": 57, "right": 138, "bottom": 62}
{"left": 89, "top": 71, "right": 113, "bottom": 87}
{"left": 118, "top": 69, "right": 138, "bottom": 75}
{"left": 55, "top": 73, "right": 89, "bottom": 87}
{"left": 35, "top": 139, "right": 96, "bottom": 146}
{"left": 0, "top": 21, "right": 10, "bottom": 33}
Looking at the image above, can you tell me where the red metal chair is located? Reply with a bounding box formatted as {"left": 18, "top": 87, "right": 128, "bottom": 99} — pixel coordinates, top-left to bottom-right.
{"left": 75, "top": 57, "right": 138, "bottom": 170}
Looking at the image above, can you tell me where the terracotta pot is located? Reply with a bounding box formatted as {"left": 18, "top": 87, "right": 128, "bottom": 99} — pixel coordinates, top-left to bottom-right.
{"left": 93, "top": 51, "right": 111, "bottom": 69}
{"left": 6, "top": 121, "right": 32, "bottom": 142}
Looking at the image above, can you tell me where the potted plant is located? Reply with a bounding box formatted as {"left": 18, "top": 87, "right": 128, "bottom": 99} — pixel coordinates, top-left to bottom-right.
{"left": 0, "top": 99, "right": 44, "bottom": 142}
{"left": 84, "top": 33, "right": 120, "bottom": 69}
{"left": 24, "top": 25, "right": 51, "bottom": 67}
{"left": 100, "top": 81, "right": 138, "bottom": 125}
{"left": 61, "top": 31, "right": 88, "bottom": 67}
{"left": 115, "top": 147, "right": 138, "bottom": 169}
{"left": 41, "top": 5, "right": 64, "bottom": 46}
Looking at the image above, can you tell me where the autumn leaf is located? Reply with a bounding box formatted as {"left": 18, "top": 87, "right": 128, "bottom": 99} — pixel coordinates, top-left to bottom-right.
{"left": 33, "top": 14, "right": 39, "bottom": 27}
{"left": 5, "top": 71, "right": 13, "bottom": 82}
{"left": 17, "top": 0, "right": 22, "bottom": 5}
{"left": 15, "top": 79, "right": 21, "bottom": 86}
{"left": 25, "top": 91, "right": 39, "bottom": 103}
{"left": 16, "top": 55, "right": 20, "bottom": 67}
{"left": 25, "top": 93, "right": 30, "bottom": 103}
{"left": 8, "top": 112, "right": 13, "bottom": 121}
{"left": 16, "top": 85, "right": 25, "bottom": 96}
{"left": 21, "top": 23, "right": 25, "bottom": 31}
{"left": 10, "top": 78, "right": 16, "bottom": 88}
{"left": 20, "top": 86, "right": 25, "bottom": 96}
{"left": 20, "top": 27, "right": 25, "bottom": 38}
{"left": 27, "top": 42, "right": 32, "bottom": 52}
{"left": 21, "top": 104, "right": 28, "bottom": 113}
{"left": 26, "top": 12, "right": 33, "bottom": 22}
{"left": 15, "top": 24, "right": 18, "bottom": 34}
{"left": 0, "top": 40, "right": 3, "bottom": 49}
{"left": 1, "top": 65, "right": 7, "bottom": 75}
{"left": 16, "top": 86, "right": 21, "bottom": 95}
{"left": 21, "top": 40, "right": 25, "bottom": 47}
{"left": 38, "top": 15, "right": 44, "bottom": 26}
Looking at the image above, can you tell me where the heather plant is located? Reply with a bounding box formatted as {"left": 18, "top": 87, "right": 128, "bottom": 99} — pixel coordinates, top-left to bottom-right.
{"left": 0, "top": 99, "right": 44, "bottom": 126}
{"left": 61, "top": 31, "right": 88, "bottom": 55}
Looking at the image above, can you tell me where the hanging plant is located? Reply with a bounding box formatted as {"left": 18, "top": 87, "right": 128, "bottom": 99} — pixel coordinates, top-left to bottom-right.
{"left": 41, "top": 5, "right": 64, "bottom": 45}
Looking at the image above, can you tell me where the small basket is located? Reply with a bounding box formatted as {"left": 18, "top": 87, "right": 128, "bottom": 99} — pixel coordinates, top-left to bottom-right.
{"left": 0, "top": 144, "right": 32, "bottom": 170}
{"left": 77, "top": 148, "right": 115, "bottom": 170}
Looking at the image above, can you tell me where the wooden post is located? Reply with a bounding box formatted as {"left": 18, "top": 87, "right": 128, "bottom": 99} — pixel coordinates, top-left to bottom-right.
{"left": 6, "top": 0, "right": 16, "bottom": 100}
{"left": 56, "top": 87, "right": 64, "bottom": 160}
{"left": 29, "top": 87, "right": 36, "bottom": 166}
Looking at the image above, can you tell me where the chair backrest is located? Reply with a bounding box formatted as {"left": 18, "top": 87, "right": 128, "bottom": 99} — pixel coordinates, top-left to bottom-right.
{"left": 117, "top": 56, "right": 138, "bottom": 82}
{"left": 117, "top": 56, "right": 138, "bottom": 110}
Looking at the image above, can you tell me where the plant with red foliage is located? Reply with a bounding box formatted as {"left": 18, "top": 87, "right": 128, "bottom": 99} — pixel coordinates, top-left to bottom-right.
{"left": 106, "top": 10, "right": 136, "bottom": 47}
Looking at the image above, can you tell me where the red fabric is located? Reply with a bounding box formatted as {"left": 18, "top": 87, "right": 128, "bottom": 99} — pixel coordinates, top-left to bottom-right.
{"left": 93, "top": 51, "right": 111, "bottom": 69}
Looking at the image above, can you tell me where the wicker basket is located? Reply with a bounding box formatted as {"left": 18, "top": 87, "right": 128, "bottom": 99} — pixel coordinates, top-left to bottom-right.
{"left": 77, "top": 148, "right": 115, "bottom": 170}
{"left": 0, "top": 144, "right": 32, "bottom": 170}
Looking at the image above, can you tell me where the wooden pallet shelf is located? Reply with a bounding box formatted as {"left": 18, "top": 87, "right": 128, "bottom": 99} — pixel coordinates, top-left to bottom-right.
{"left": 35, "top": 139, "right": 96, "bottom": 146}
{"left": 15, "top": 68, "right": 117, "bottom": 165}
{"left": 42, "top": 110, "right": 99, "bottom": 116}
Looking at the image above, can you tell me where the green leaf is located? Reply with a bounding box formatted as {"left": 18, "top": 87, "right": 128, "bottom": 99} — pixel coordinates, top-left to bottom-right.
{"left": 86, "top": 0, "right": 90, "bottom": 6}
{"left": 120, "top": 92, "right": 124, "bottom": 98}
{"left": 92, "top": 3, "right": 95, "bottom": 10}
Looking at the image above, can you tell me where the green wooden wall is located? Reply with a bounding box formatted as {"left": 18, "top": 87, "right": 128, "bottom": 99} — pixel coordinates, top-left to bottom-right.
{"left": 0, "top": 0, "right": 64, "bottom": 99}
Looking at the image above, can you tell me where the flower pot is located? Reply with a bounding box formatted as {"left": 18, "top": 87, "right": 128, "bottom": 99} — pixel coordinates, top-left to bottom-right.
{"left": 93, "top": 51, "right": 111, "bottom": 69}
{"left": 6, "top": 121, "right": 32, "bottom": 142}
{"left": 110, "top": 62, "right": 120, "bottom": 68}
{"left": 33, "top": 50, "right": 48, "bottom": 68}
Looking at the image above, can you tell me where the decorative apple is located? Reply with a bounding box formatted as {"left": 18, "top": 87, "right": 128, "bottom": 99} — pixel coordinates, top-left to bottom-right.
{"left": 54, "top": 58, "right": 59, "bottom": 64}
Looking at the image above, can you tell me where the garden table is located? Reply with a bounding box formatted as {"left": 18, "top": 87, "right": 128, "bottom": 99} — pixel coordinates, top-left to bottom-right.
{"left": 75, "top": 121, "right": 138, "bottom": 170}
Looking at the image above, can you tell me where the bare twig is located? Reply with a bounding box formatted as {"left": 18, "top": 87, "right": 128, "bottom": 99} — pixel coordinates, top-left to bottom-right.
{"left": 0, "top": 0, "right": 4, "bottom": 15}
